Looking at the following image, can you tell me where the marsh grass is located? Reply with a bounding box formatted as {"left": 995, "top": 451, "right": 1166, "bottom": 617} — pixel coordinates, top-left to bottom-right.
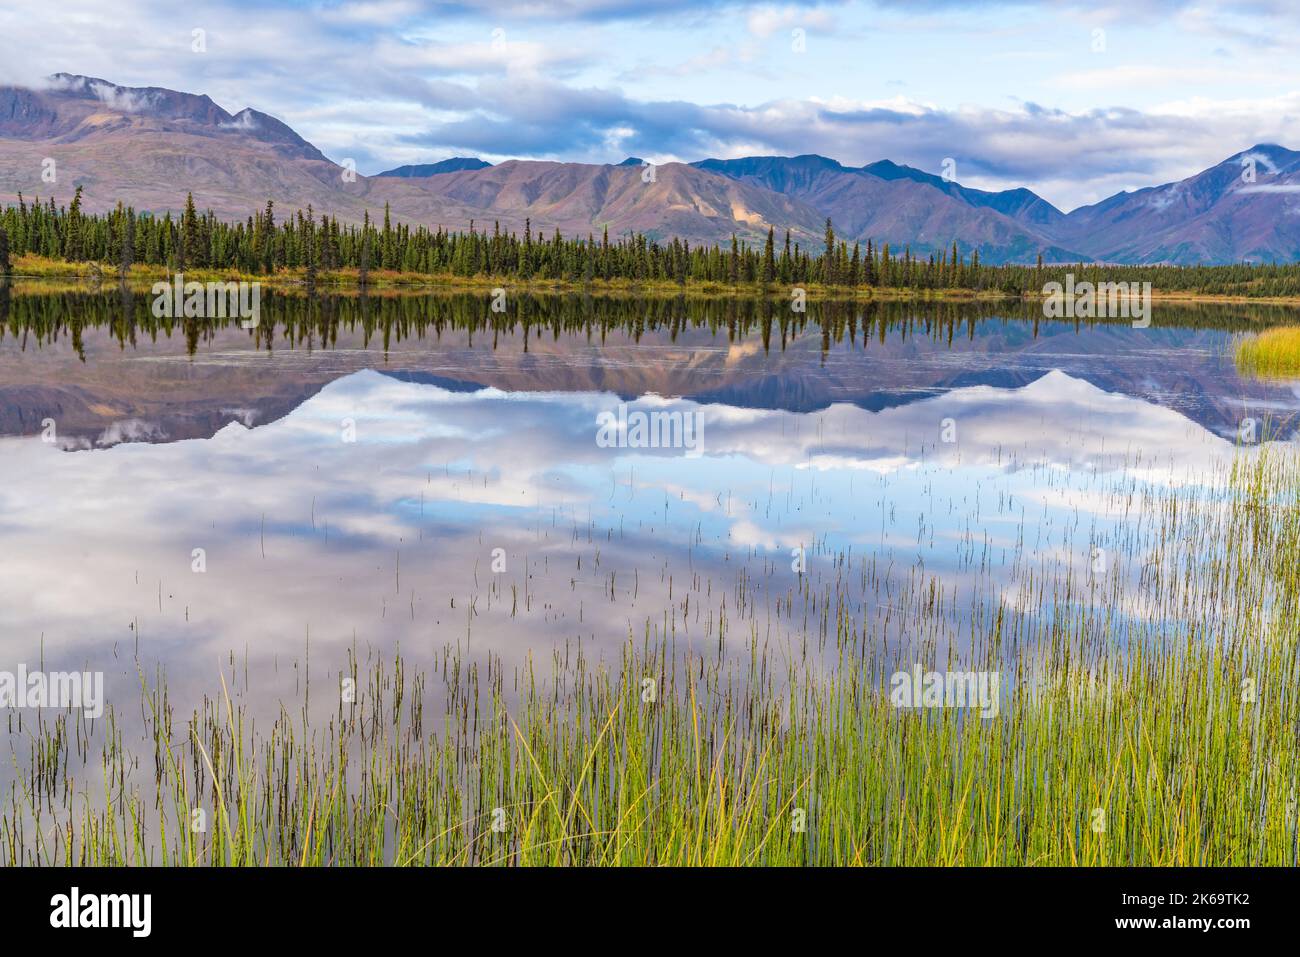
{"left": 5, "top": 253, "right": 1020, "bottom": 301}
{"left": 4, "top": 449, "right": 1299, "bottom": 867}
{"left": 1236, "top": 326, "right": 1300, "bottom": 379}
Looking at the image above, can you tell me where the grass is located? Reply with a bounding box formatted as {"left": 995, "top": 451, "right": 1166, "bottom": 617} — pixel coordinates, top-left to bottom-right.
{"left": 14, "top": 253, "right": 1300, "bottom": 304}
{"left": 1236, "top": 326, "right": 1300, "bottom": 379}
{"left": 6, "top": 252, "right": 1006, "bottom": 299}
{"left": 0, "top": 254, "right": 1119, "bottom": 302}
{"left": 3, "top": 444, "right": 1298, "bottom": 867}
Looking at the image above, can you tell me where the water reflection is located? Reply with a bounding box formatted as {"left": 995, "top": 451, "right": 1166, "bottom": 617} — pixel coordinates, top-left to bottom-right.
{"left": 0, "top": 358, "right": 1277, "bottom": 715}
{"left": 4, "top": 291, "right": 1300, "bottom": 445}
{"left": 1, "top": 288, "right": 1297, "bottom": 723}
{"left": 4, "top": 285, "right": 1299, "bottom": 864}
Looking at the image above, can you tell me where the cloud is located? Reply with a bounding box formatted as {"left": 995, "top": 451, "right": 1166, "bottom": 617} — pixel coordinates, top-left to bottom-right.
{"left": 371, "top": 34, "right": 588, "bottom": 77}
{"left": 1051, "top": 65, "right": 1288, "bottom": 92}
{"left": 97, "top": 419, "right": 167, "bottom": 446}
{"left": 746, "top": 4, "right": 835, "bottom": 38}
{"left": 384, "top": 0, "right": 839, "bottom": 23}
{"left": 219, "top": 110, "right": 259, "bottom": 131}
{"left": 3, "top": 0, "right": 1300, "bottom": 208}
{"left": 45, "top": 74, "right": 157, "bottom": 113}
{"left": 395, "top": 83, "right": 1296, "bottom": 209}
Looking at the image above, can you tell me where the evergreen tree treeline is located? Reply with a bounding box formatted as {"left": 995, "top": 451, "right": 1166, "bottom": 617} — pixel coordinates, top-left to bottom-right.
{"left": 4, "top": 192, "right": 1300, "bottom": 297}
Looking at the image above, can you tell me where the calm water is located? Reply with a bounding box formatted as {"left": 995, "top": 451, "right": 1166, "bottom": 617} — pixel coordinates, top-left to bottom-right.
{"left": 1, "top": 289, "right": 1298, "bottom": 727}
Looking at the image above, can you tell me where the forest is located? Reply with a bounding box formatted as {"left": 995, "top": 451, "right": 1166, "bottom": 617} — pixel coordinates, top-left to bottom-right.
{"left": 4, "top": 187, "right": 1300, "bottom": 298}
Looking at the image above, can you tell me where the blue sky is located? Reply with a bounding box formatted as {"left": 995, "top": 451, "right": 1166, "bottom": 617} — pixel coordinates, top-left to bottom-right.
{"left": 2, "top": 0, "right": 1299, "bottom": 209}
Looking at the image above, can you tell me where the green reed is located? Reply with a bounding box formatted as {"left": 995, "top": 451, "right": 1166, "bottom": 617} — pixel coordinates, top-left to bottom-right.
{"left": 3, "top": 448, "right": 1298, "bottom": 867}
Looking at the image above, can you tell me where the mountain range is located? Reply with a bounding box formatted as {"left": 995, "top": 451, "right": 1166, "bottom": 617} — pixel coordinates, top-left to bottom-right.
{"left": 2, "top": 74, "right": 1299, "bottom": 265}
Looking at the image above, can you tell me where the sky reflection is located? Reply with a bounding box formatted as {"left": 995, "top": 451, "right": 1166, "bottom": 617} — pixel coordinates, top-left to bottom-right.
{"left": 0, "top": 365, "right": 1267, "bottom": 718}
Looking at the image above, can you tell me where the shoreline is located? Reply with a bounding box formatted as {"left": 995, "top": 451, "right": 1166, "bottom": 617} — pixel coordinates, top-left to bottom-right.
{"left": 7, "top": 255, "right": 1300, "bottom": 305}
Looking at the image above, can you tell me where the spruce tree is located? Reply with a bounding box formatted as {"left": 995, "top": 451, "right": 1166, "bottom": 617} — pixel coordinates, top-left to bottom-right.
{"left": 262, "top": 200, "right": 276, "bottom": 273}
{"left": 359, "top": 210, "right": 371, "bottom": 286}
{"left": 382, "top": 202, "right": 394, "bottom": 269}
{"left": 182, "top": 192, "right": 203, "bottom": 268}
{"left": 66, "top": 185, "right": 85, "bottom": 262}
{"left": 305, "top": 228, "right": 318, "bottom": 289}
{"left": 822, "top": 218, "right": 836, "bottom": 285}
{"left": 119, "top": 208, "right": 135, "bottom": 280}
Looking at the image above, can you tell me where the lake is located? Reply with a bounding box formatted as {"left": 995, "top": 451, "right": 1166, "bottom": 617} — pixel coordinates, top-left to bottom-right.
{"left": 2, "top": 287, "right": 1297, "bottom": 865}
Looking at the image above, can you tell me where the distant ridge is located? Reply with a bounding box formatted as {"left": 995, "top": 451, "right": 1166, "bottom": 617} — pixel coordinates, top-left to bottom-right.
{"left": 376, "top": 157, "right": 492, "bottom": 177}
{"left": 690, "top": 154, "right": 1084, "bottom": 263}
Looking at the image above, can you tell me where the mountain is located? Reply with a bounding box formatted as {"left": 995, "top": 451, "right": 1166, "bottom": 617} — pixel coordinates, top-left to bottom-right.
{"left": 695, "top": 149, "right": 1300, "bottom": 265}
{"left": 376, "top": 157, "right": 491, "bottom": 177}
{"left": 0, "top": 75, "right": 820, "bottom": 246}
{"left": 24, "top": 73, "right": 330, "bottom": 161}
{"left": 0, "top": 75, "right": 425, "bottom": 224}
{"left": 1049, "top": 144, "right": 1300, "bottom": 264}
{"left": 1, "top": 74, "right": 1299, "bottom": 263}
{"left": 389, "top": 158, "right": 825, "bottom": 244}
{"left": 692, "top": 154, "right": 1083, "bottom": 264}
{"left": 859, "top": 160, "right": 1066, "bottom": 229}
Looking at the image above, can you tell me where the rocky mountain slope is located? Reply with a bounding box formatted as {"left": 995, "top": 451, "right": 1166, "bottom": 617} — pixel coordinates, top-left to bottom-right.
{"left": 2, "top": 75, "right": 1298, "bottom": 263}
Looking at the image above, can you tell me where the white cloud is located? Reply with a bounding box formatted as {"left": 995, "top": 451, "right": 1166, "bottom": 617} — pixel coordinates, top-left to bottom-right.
{"left": 2, "top": 0, "right": 1300, "bottom": 207}
{"left": 746, "top": 4, "right": 834, "bottom": 39}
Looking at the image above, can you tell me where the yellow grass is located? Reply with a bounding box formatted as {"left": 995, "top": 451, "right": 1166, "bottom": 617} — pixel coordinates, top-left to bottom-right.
{"left": 1235, "top": 326, "right": 1300, "bottom": 378}
{"left": 3, "top": 253, "right": 1023, "bottom": 300}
